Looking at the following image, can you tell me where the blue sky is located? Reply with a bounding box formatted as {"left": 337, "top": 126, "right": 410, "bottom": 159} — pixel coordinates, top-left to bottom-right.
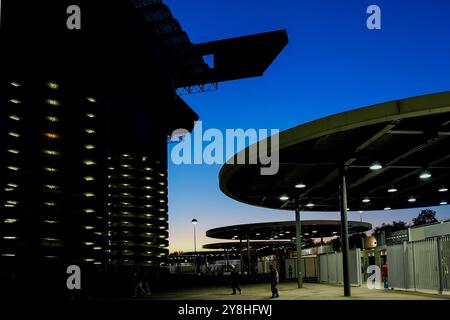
{"left": 165, "top": 0, "right": 450, "bottom": 252}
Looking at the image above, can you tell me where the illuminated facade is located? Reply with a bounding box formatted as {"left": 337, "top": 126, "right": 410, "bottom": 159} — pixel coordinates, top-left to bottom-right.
{"left": 0, "top": 81, "right": 109, "bottom": 272}
{"left": 107, "top": 154, "right": 169, "bottom": 267}
{"left": 0, "top": 0, "right": 287, "bottom": 297}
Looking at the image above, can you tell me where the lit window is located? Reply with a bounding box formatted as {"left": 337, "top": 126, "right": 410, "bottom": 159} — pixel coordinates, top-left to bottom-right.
{"left": 47, "top": 82, "right": 59, "bottom": 89}
{"left": 43, "top": 150, "right": 61, "bottom": 156}
{"left": 7, "top": 166, "right": 20, "bottom": 171}
{"left": 87, "top": 97, "right": 96, "bottom": 103}
{"left": 84, "top": 242, "right": 94, "bottom": 246}
{"left": 83, "top": 160, "right": 96, "bottom": 166}
{"left": 44, "top": 202, "right": 56, "bottom": 207}
{"left": 7, "top": 149, "right": 20, "bottom": 155}
{"left": 44, "top": 133, "right": 61, "bottom": 139}
{"left": 121, "top": 164, "right": 130, "bottom": 168}
{"left": 46, "top": 116, "right": 60, "bottom": 122}
{"left": 145, "top": 223, "right": 152, "bottom": 227}
{"left": 46, "top": 99, "right": 61, "bottom": 106}
{"left": 43, "top": 220, "right": 58, "bottom": 224}
{"left": 44, "top": 185, "right": 59, "bottom": 190}
{"left": 44, "top": 167, "right": 58, "bottom": 173}
{"left": 5, "top": 219, "right": 18, "bottom": 224}
{"left": 159, "top": 191, "right": 165, "bottom": 195}
{"left": 2, "top": 254, "right": 16, "bottom": 257}
{"left": 84, "top": 259, "right": 95, "bottom": 262}
{"left": 145, "top": 168, "right": 152, "bottom": 171}
{"left": 145, "top": 186, "right": 152, "bottom": 190}
{"left": 8, "top": 132, "right": 21, "bottom": 138}
{"left": 159, "top": 199, "right": 165, "bottom": 203}
{"left": 11, "top": 82, "right": 22, "bottom": 87}
{"left": 86, "top": 113, "right": 95, "bottom": 118}
{"left": 84, "top": 145, "right": 95, "bottom": 150}
{"left": 145, "top": 177, "right": 153, "bottom": 181}
{"left": 3, "top": 236, "right": 17, "bottom": 240}
{"left": 93, "top": 247, "right": 102, "bottom": 251}
{"left": 84, "top": 226, "right": 94, "bottom": 230}
{"left": 84, "top": 176, "right": 95, "bottom": 181}
{"left": 7, "top": 183, "right": 19, "bottom": 188}
{"left": 85, "top": 129, "right": 96, "bottom": 134}
{"left": 84, "top": 193, "right": 95, "bottom": 198}
{"left": 9, "top": 115, "right": 21, "bottom": 121}
{"left": 84, "top": 209, "right": 95, "bottom": 214}
{"left": 9, "top": 99, "right": 21, "bottom": 104}
{"left": 122, "top": 183, "right": 130, "bottom": 187}
{"left": 159, "top": 173, "right": 165, "bottom": 177}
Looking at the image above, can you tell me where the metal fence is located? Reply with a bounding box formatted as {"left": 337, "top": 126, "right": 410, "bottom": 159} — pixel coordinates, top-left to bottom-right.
{"left": 318, "top": 249, "right": 361, "bottom": 286}
{"left": 387, "top": 235, "right": 450, "bottom": 294}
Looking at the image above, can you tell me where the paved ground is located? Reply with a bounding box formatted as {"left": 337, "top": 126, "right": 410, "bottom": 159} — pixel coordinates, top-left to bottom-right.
{"left": 147, "top": 282, "right": 449, "bottom": 300}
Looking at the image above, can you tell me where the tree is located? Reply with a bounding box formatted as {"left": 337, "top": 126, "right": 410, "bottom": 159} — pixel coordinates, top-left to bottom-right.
{"left": 412, "top": 209, "right": 438, "bottom": 226}
{"left": 373, "top": 220, "right": 409, "bottom": 235}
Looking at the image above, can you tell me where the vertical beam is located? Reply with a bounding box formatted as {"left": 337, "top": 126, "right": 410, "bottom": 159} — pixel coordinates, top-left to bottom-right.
{"left": 239, "top": 238, "right": 244, "bottom": 274}
{"left": 339, "top": 165, "right": 351, "bottom": 297}
{"left": 247, "top": 236, "right": 251, "bottom": 274}
{"left": 437, "top": 237, "right": 444, "bottom": 294}
{"left": 295, "top": 197, "right": 303, "bottom": 288}
{"left": 225, "top": 249, "right": 229, "bottom": 267}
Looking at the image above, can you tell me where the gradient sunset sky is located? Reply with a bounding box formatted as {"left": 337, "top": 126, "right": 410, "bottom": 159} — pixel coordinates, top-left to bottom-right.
{"left": 165, "top": 0, "right": 450, "bottom": 252}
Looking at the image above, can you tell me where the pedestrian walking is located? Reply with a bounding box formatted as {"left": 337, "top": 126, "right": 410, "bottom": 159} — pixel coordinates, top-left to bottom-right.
{"left": 269, "top": 265, "right": 279, "bottom": 298}
{"left": 228, "top": 265, "right": 242, "bottom": 295}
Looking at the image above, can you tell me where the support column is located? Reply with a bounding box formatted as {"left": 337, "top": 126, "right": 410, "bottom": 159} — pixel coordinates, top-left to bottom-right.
{"left": 247, "top": 236, "right": 251, "bottom": 274}
{"left": 295, "top": 197, "right": 303, "bottom": 288}
{"left": 225, "top": 249, "right": 229, "bottom": 267}
{"left": 339, "top": 165, "right": 351, "bottom": 297}
{"left": 239, "top": 238, "right": 244, "bottom": 274}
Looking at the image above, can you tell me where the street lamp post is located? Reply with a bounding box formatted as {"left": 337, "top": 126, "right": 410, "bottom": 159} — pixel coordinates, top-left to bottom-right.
{"left": 192, "top": 219, "right": 198, "bottom": 253}
{"left": 192, "top": 219, "right": 198, "bottom": 273}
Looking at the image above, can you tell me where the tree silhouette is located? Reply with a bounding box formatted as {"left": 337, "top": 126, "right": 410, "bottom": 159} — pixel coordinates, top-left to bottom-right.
{"left": 373, "top": 220, "right": 409, "bottom": 235}
{"left": 412, "top": 209, "right": 438, "bottom": 226}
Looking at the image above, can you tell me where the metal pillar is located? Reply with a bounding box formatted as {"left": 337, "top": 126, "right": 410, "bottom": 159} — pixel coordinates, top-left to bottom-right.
{"left": 339, "top": 165, "right": 351, "bottom": 297}
{"left": 239, "top": 238, "right": 244, "bottom": 273}
{"left": 295, "top": 197, "right": 303, "bottom": 288}
{"left": 247, "top": 236, "right": 251, "bottom": 274}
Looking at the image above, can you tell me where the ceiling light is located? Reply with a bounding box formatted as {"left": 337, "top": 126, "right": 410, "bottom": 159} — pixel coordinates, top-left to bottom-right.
{"left": 295, "top": 183, "right": 306, "bottom": 189}
{"left": 279, "top": 195, "right": 289, "bottom": 201}
{"left": 388, "top": 187, "right": 398, "bottom": 193}
{"left": 419, "top": 171, "right": 432, "bottom": 180}
{"left": 306, "top": 202, "right": 315, "bottom": 208}
{"left": 362, "top": 197, "right": 371, "bottom": 203}
{"left": 439, "top": 187, "right": 448, "bottom": 193}
{"left": 384, "top": 207, "right": 391, "bottom": 211}
{"left": 408, "top": 196, "right": 417, "bottom": 203}
{"left": 370, "top": 162, "right": 383, "bottom": 171}
{"left": 440, "top": 201, "right": 448, "bottom": 206}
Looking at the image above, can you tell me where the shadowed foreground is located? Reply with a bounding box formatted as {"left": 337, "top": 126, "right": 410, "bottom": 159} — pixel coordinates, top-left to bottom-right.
{"left": 145, "top": 282, "right": 449, "bottom": 300}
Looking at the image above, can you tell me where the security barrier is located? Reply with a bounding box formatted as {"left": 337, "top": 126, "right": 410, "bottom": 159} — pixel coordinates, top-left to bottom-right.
{"left": 387, "top": 236, "right": 450, "bottom": 294}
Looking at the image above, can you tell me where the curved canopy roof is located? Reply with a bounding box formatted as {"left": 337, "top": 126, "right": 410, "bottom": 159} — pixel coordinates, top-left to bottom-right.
{"left": 206, "top": 220, "right": 372, "bottom": 241}
{"left": 203, "top": 241, "right": 292, "bottom": 251}
{"left": 219, "top": 91, "right": 450, "bottom": 212}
